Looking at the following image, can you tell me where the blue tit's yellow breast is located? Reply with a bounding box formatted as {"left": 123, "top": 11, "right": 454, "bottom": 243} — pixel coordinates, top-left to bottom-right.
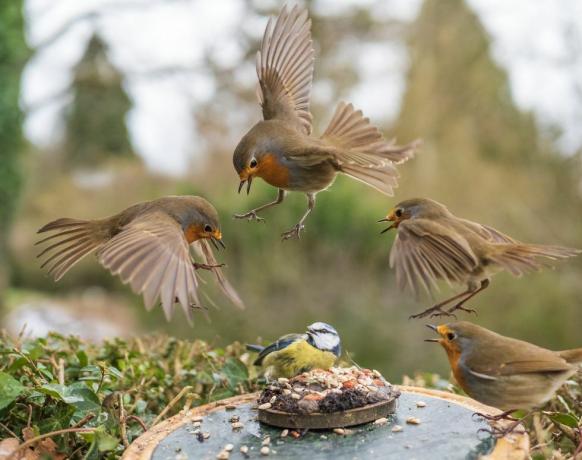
{"left": 262, "top": 340, "right": 337, "bottom": 378}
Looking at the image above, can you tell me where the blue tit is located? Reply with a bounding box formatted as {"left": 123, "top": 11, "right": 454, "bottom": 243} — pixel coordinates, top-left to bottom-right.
{"left": 246, "top": 322, "right": 341, "bottom": 379}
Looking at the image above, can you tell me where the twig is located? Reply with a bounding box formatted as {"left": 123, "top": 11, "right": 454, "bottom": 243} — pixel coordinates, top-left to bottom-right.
{"left": 119, "top": 393, "right": 129, "bottom": 448}
{"left": 126, "top": 415, "right": 148, "bottom": 433}
{"left": 0, "top": 422, "right": 20, "bottom": 439}
{"left": 150, "top": 386, "right": 192, "bottom": 427}
{"left": 58, "top": 358, "right": 65, "bottom": 385}
{"left": 27, "top": 404, "right": 33, "bottom": 428}
{"left": 72, "top": 413, "right": 95, "bottom": 429}
{"left": 7, "top": 428, "right": 95, "bottom": 459}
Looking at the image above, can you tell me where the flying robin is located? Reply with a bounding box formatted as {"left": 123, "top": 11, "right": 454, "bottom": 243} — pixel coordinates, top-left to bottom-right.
{"left": 246, "top": 322, "right": 341, "bottom": 378}
{"left": 233, "top": 4, "right": 420, "bottom": 240}
{"left": 426, "top": 322, "right": 582, "bottom": 435}
{"left": 379, "top": 198, "right": 580, "bottom": 318}
{"left": 36, "top": 195, "right": 244, "bottom": 322}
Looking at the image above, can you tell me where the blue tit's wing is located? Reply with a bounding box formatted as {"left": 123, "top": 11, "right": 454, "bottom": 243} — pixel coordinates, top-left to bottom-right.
{"left": 246, "top": 344, "right": 265, "bottom": 353}
{"left": 254, "top": 333, "right": 307, "bottom": 366}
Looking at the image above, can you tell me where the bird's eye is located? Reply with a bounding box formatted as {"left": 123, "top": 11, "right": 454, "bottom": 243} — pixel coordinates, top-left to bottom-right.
{"left": 204, "top": 225, "right": 212, "bottom": 233}
{"left": 249, "top": 158, "right": 258, "bottom": 168}
{"left": 446, "top": 332, "right": 456, "bottom": 341}
{"left": 395, "top": 209, "right": 403, "bottom": 218}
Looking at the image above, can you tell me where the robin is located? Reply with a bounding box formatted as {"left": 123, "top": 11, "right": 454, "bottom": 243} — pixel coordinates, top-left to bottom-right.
{"left": 426, "top": 322, "right": 582, "bottom": 434}
{"left": 379, "top": 198, "right": 580, "bottom": 318}
{"left": 36, "top": 195, "right": 244, "bottom": 322}
{"left": 246, "top": 322, "right": 341, "bottom": 378}
{"left": 233, "top": 4, "right": 420, "bottom": 240}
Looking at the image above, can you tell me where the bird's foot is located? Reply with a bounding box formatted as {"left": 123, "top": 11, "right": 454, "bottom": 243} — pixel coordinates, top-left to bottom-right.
{"left": 472, "top": 410, "right": 518, "bottom": 423}
{"left": 409, "top": 305, "right": 457, "bottom": 320}
{"left": 447, "top": 303, "right": 478, "bottom": 316}
{"left": 233, "top": 211, "right": 265, "bottom": 222}
{"left": 193, "top": 262, "right": 225, "bottom": 271}
{"left": 281, "top": 223, "right": 305, "bottom": 241}
{"left": 477, "top": 421, "right": 526, "bottom": 439}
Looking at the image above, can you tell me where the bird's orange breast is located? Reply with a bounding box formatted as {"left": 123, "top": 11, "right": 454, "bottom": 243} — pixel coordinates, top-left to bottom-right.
{"left": 443, "top": 344, "right": 469, "bottom": 392}
{"left": 184, "top": 223, "right": 204, "bottom": 243}
{"left": 257, "top": 153, "right": 290, "bottom": 188}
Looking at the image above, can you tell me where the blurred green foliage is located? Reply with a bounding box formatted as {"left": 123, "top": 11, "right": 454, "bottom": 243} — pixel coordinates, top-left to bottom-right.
{"left": 0, "top": 0, "right": 27, "bottom": 301}
{"left": 0, "top": 332, "right": 257, "bottom": 458}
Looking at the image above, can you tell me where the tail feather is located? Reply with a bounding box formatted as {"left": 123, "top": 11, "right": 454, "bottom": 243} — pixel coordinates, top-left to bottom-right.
{"left": 36, "top": 218, "right": 105, "bottom": 281}
{"left": 489, "top": 243, "right": 580, "bottom": 277}
{"left": 321, "top": 102, "right": 420, "bottom": 196}
{"left": 559, "top": 348, "right": 582, "bottom": 365}
{"left": 322, "top": 102, "right": 421, "bottom": 165}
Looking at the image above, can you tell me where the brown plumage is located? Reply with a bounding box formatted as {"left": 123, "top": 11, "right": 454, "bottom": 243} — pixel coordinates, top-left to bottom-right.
{"left": 380, "top": 198, "right": 580, "bottom": 318}
{"left": 36, "top": 196, "right": 244, "bottom": 322}
{"left": 427, "top": 322, "right": 582, "bottom": 411}
{"left": 233, "top": 4, "right": 420, "bottom": 240}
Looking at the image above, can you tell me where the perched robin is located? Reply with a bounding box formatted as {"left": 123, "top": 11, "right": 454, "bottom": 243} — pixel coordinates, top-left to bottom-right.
{"left": 379, "top": 198, "right": 580, "bottom": 318}
{"left": 36, "top": 195, "right": 244, "bottom": 322}
{"left": 246, "top": 322, "right": 341, "bottom": 378}
{"left": 233, "top": 4, "right": 420, "bottom": 240}
{"left": 426, "top": 322, "right": 582, "bottom": 435}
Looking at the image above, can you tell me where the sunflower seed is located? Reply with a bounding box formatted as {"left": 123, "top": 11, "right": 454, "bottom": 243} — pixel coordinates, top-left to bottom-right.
{"left": 280, "top": 429, "right": 288, "bottom": 438}
{"left": 406, "top": 417, "right": 421, "bottom": 425}
{"left": 416, "top": 401, "right": 427, "bottom": 408}
{"left": 260, "top": 446, "right": 270, "bottom": 456}
{"left": 392, "top": 425, "right": 403, "bottom": 432}
{"left": 258, "top": 402, "right": 272, "bottom": 410}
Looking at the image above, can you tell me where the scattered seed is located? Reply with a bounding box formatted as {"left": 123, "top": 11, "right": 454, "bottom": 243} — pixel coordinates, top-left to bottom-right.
{"left": 224, "top": 444, "right": 234, "bottom": 452}
{"left": 374, "top": 417, "right": 388, "bottom": 425}
{"left": 196, "top": 431, "right": 205, "bottom": 442}
{"left": 416, "top": 401, "right": 427, "bottom": 408}
{"left": 269, "top": 396, "right": 277, "bottom": 404}
{"left": 260, "top": 446, "right": 270, "bottom": 456}
{"left": 278, "top": 377, "right": 289, "bottom": 383}
{"left": 283, "top": 389, "right": 291, "bottom": 395}
{"left": 333, "top": 428, "right": 345, "bottom": 435}
{"left": 258, "top": 402, "right": 272, "bottom": 410}
{"left": 291, "top": 393, "right": 301, "bottom": 400}
{"left": 320, "top": 434, "right": 328, "bottom": 440}
{"left": 192, "top": 421, "right": 201, "bottom": 428}
{"left": 231, "top": 422, "right": 244, "bottom": 430}
{"left": 280, "top": 429, "right": 289, "bottom": 438}
{"left": 290, "top": 430, "right": 301, "bottom": 439}
{"left": 229, "top": 415, "right": 240, "bottom": 423}
{"left": 392, "top": 425, "right": 403, "bottom": 433}
{"left": 225, "top": 404, "right": 236, "bottom": 411}
{"left": 406, "top": 417, "right": 421, "bottom": 425}
{"left": 191, "top": 415, "right": 203, "bottom": 422}
{"left": 261, "top": 436, "right": 271, "bottom": 446}
{"left": 216, "top": 451, "right": 229, "bottom": 460}
{"left": 240, "top": 446, "right": 249, "bottom": 454}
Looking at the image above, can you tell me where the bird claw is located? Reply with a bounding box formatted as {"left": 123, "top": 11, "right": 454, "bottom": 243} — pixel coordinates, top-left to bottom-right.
{"left": 281, "top": 223, "right": 305, "bottom": 241}
{"left": 193, "top": 262, "right": 226, "bottom": 271}
{"left": 409, "top": 306, "right": 456, "bottom": 320}
{"left": 472, "top": 411, "right": 518, "bottom": 422}
{"left": 233, "top": 211, "right": 265, "bottom": 222}
{"left": 448, "top": 304, "right": 478, "bottom": 316}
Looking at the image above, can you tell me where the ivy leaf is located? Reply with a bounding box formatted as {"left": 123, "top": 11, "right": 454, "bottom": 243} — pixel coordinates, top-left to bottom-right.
{"left": 222, "top": 358, "right": 248, "bottom": 389}
{"left": 0, "top": 372, "right": 25, "bottom": 410}
{"left": 549, "top": 412, "right": 579, "bottom": 428}
{"left": 39, "top": 384, "right": 84, "bottom": 404}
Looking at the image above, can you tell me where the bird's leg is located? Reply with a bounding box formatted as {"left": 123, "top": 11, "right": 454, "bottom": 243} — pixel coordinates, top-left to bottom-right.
{"left": 409, "top": 288, "right": 474, "bottom": 319}
{"left": 234, "top": 189, "right": 286, "bottom": 222}
{"left": 281, "top": 193, "right": 315, "bottom": 241}
{"left": 193, "top": 261, "right": 225, "bottom": 271}
{"left": 477, "top": 410, "right": 533, "bottom": 439}
{"left": 472, "top": 408, "right": 518, "bottom": 422}
{"left": 446, "top": 279, "right": 490, "bottom": 315}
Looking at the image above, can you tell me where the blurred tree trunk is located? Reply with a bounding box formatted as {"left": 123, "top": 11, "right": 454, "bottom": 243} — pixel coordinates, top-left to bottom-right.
{"left": 0, "top": 1, "right": 27, "bottom": 310}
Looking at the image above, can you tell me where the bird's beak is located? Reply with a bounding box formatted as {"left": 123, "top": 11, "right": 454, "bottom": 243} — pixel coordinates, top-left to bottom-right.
{"left": 210, "top": 231, "right": 226, "bottom": 250}
{"left": 424, "top": 324, "right": 440, "bottom": 343}
{"left": 379, "top": 211, "right": 397, "bottom": 234}
{"left": 238, "top": 169, "right": 253, "bottom": 195}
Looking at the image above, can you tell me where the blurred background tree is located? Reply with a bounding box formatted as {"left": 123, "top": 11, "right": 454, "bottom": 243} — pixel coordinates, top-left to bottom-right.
{"left": 0, "top": 1, "right": 27, "bottom": 309}
{"left": 63, "top": 34, "right": 135, "bottom": 167}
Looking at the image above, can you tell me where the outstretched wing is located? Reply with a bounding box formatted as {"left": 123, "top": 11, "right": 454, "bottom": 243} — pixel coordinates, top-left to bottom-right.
{"left": 389, "top": 219, "right": 479, "bottom": 296}
{"left": 191, "top": 239, "right": 245, "bottom": 309}
{"left": 254, "top": 333, "right": 307, "bottom": 366}
{"left": 96, "top": 211, "right": 200, "bottom": 323}
{"left": 256, "top": 4, "right": 314, "bottom": 134}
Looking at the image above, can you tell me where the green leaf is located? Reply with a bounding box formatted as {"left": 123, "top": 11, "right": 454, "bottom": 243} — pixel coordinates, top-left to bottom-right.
{"left": 39, "top": 384, "right": 84, "bottom": 404}
{"left": 76, "top": 350, "right": 89, "bottom": 367}
{"left": 0, "top": 372, "right": 25, "bottom": 410}
{"left": 549, "top": 412, "right": 579, "bottom": 428}
{"left": 222, "top": 358, "right": 248, "bottom": 388}
{"left": 96, "top": 431, "right": 119, "bottom": 452}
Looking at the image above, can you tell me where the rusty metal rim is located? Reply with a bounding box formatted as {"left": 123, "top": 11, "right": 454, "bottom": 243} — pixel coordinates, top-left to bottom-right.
{"left": 121, "top": 387, "right": 530, "bottom": 460}
{"left": 258, "top": 395, "right": 399, "bottom": 429}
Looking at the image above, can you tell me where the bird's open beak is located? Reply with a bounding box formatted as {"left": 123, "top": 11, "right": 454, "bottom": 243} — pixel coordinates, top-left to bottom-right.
{"left": 424, "top": 324, "right": 440, "bottom": 343}
{"left": 210, "top": 231, "right": 226, "bottom": 250}
{"left": 378, "top": 211, "right": 397, "bottom": 234}
{"left": 238, "top": 169, "right": 253, "bottom": 195}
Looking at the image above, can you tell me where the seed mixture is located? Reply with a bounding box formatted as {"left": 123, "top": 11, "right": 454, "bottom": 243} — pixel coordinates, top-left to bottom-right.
{"left": 257, "top": 367, "right": 399, "bottom": 414}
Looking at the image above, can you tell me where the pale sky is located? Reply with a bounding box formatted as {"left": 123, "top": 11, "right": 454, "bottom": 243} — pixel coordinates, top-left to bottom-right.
{"left": 22, "top": 0, "right": 582, "bottom": 175}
